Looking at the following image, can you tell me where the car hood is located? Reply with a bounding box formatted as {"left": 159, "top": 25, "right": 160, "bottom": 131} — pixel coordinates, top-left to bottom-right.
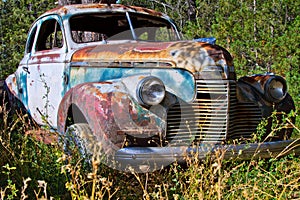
{"left": 71, "top": 41, "right": 233, "bottom": 73}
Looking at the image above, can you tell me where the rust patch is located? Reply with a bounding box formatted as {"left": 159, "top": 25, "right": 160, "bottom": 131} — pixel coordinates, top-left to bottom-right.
{"left": 71, "top": 41, "right": 232, "bottom": 75}
{"left": 28, "top": 53, "right": 63, "bottom": 65}
{"left": 200, "top": 43, "right": 233, "bottom": 66}
{"left": 133, "top": 43, "right": 173, "bottom": 52}
{"left": 72, "top": 42, "right": 174, "bottom": 62}
{"left": 58, "top": 82, "right": 164, "bottom": 149}
{"left": 12, "top": 76, "right": 16, "bottom": 85}
{"left": 43, "top": 4, "right": 163, "bottom": 18}
{"left": 240, "top": 75, "right": 272, "bottom": 86}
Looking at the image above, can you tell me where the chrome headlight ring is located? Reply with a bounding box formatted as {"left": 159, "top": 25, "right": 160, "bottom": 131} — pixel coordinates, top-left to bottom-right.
{"left": 137, "top": 76, "right": 166, "bottom": 106}
{"left": 264, "top": 76, "right": 287, "bottom": 103}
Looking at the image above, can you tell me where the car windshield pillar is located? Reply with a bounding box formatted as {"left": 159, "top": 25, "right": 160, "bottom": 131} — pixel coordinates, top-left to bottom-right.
{"left": 126, "top": 12, "right": 137, "bottom": 40}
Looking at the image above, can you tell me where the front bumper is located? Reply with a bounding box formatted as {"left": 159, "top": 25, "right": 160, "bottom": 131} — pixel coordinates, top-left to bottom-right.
{"left": 115, "top": 139, "right": 300, "bottom": 172}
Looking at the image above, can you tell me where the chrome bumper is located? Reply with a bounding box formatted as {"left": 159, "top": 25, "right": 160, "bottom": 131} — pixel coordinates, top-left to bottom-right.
{"left": 115, "top": 139, "right": 300, "bottom": 172}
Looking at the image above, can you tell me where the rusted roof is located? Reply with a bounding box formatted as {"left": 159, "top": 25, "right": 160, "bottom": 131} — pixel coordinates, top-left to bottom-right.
{"left": 42, "top": 3, "right": 165, "bottom": 18}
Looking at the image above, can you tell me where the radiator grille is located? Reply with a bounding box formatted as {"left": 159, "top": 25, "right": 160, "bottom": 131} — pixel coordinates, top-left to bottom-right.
{"left": 166, "top": 80, "right": 262, "bottom": 146}
{"left": 228, "top": 82, "right": 262, "bottom": 139}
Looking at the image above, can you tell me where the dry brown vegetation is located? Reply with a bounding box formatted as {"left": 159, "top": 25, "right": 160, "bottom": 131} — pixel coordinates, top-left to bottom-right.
{"left": 0, "top": 103, "right": 300, "bottom": 199}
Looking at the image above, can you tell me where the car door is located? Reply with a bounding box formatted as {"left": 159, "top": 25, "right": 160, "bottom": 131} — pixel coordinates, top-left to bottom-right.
{"left": 25, "top": 15, "right": 67, "bottom": 128}
{"left": 15, "top": 23, "right": 38, "bottom": 109}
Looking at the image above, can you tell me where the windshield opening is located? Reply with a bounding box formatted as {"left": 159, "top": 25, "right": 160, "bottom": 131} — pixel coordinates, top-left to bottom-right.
{"left": 69, "top": 12, "right": 180, "bottom": 43}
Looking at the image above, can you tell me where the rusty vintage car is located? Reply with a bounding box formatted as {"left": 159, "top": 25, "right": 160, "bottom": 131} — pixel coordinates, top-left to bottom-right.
{"left": 2, "top": 3, "right": 299, "bottom": 172}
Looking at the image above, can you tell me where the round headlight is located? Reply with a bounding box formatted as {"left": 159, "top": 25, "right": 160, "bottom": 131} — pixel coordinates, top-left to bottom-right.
{"left": 137, "top": 77, "right": 166, "bottom": 106}
{"left": 265, "top": 76, "right": 287, "bottom": 103}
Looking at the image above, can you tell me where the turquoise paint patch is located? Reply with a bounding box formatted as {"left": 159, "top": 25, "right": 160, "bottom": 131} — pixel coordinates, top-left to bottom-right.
{"left": 151, "top": 69, "right": 195, "bottom": 102}
{"left": 19, "top": 71, "right": 29, "bottom": 111}
{"left": 69, "top": 67, "right": 195, "bottom": 102}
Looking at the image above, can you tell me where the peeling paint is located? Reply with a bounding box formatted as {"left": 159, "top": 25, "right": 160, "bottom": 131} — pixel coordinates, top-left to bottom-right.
{"left": 71, "top": 41, "right": 232, "bottom": 76}
{"left": 69, "top": 67, "right": 195, "bottom": 103}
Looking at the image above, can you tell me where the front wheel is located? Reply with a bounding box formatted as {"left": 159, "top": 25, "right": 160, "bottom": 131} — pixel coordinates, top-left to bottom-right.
{"left": 64, "top": 123, "right": 96, "bottom": 166}
{"left": 64, "top": 123, "right": 119, "bottom": 171}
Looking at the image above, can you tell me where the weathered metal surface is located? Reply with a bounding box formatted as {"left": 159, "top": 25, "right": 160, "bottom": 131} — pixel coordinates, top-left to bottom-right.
{"left": 68, "top": 67, "right": 195, "bottom": 103}
{"left": 58, "top": 82, "right": 166, "bottom": 148}
{"left": 115, "top": 139, "right": 300, "bottom": 172}
{"left": 4, "top": 75, "right": 18, "bottom": 97}
{"left": 237, "top": 74, "right": 293, "bottom": 114}
{"left": 71, "top": 41, "right": 233, "bottom": 76}
{"left": 44, "top": 4, "right": 165, "bottom": 19}
{"left": 238, "top": 74, "right": 277, "bottom": 101}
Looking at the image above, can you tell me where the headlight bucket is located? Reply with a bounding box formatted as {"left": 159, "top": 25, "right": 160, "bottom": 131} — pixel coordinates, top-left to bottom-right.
{"left": 137, "top": 76, "right": 166, "bottom": 106}
{"left": 264, "top": 76, "right": 287, "bottom": 103}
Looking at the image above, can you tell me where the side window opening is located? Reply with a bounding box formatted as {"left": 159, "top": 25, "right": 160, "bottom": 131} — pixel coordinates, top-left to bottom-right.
{"left": 26, "top": 26, "right": 37, "bottom": 53}
{"left": 36, "top": 18, "right": 64, "bottom": 51}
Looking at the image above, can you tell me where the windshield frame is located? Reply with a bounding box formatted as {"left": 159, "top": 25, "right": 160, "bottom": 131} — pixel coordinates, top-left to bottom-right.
{"left": 68, "top": 11, "right": 181, "bottom": 44}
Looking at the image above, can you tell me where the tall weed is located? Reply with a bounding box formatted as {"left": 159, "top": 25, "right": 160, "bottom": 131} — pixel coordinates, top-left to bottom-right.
{"left": 0, "top": 102, "right": 299, "bottom": 199}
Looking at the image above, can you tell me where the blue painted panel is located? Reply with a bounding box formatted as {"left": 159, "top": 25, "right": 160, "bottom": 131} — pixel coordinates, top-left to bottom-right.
{"left": 69, "top": 67, "right": 195, "bottom": 102}
{"left": 18, "top": 71, "right": 29, "bottom": 111}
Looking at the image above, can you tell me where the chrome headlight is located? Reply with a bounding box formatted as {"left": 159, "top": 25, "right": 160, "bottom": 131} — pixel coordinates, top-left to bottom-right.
{"left": 265, "top": 76, "right": 287, "bottom": 103}
{"left": 137, "top": 76, "right": 166, "bottom": 106}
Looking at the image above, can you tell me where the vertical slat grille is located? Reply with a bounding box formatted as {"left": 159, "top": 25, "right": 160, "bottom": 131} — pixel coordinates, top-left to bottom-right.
{"left": 228, "top": 82, "right": 262, "bottom": 139}
{"left": 166, "top": 80, "right": 262, "bottom": 146}
{"left": 166, "top": 80, "right": 229, "bottom": 145}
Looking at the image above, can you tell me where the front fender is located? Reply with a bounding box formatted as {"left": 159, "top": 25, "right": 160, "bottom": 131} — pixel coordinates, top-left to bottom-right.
{"left": 5, "top": 74, "right": 18, "bottom": 97}
{"left": 4, "top": 74, "right": 29, "bottom": 112}
{"left": 237, "top": 74, "right": 295, "bottom": 117}
{"left": 57, "top": 82, "right": 166, "bottom": 149}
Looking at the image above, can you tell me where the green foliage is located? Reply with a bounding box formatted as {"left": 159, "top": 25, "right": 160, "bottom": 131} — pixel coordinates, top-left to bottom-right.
{"left": 0, "top": 107, "right": 68, "bottom": 199}
{"left": 0, "top": 0, "right": 56, "bottom": 79}
{"left": 222, "top": 156, "right": 300, "bottom": 199}
{"left": 1, "top": 164, "right": 18, "bottom": 199}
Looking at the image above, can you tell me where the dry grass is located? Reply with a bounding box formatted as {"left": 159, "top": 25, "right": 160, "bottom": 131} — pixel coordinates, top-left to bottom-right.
{"left": 0, "top": 103, "right": 300, "bottom": 199}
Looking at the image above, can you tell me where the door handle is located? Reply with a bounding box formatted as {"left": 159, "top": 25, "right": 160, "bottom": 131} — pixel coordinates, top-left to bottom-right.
{"left": 22, "top": 66, "right": 30, "bottom": 74}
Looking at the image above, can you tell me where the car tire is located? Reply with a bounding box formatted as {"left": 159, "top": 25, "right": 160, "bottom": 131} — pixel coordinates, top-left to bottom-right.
{"left": 64, "top": 123, "right": 97, "bottom": 167}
